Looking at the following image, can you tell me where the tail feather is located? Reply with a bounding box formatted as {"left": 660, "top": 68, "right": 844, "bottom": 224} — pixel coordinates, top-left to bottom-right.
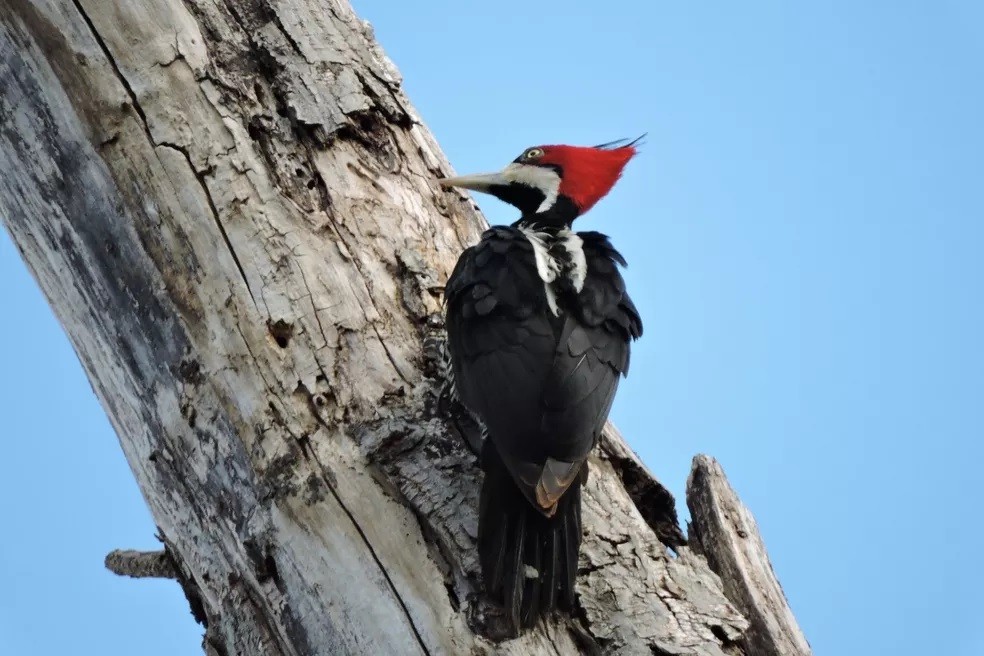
{"left": 504, "top": 510, "right": 525, "bottom": 629}
{"left": 479, "top": 485, "right": 508, "bottom": 592}
{"left": 520, "top": 520, "right": 542, "bottom": 628}
{"left": 542, "top": 524, "right": 560, "bottom": 613}
{"left": 478, "top": 441, "right": 584, "bottom": 632}
{"left": 561, "top": 501, "right": 581, "bottom": 608}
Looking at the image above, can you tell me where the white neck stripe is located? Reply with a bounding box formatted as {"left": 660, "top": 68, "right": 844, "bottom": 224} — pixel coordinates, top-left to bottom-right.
{"left": 501, "top": 163, "right": 562, "bottom": 214}
{"left": 519, "top": 227, "right": 587, "bottom": 316}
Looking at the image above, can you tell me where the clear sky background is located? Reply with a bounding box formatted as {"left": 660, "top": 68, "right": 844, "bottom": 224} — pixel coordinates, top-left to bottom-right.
{"left": 2, "top": 2, "right": 982, "bottom": 655}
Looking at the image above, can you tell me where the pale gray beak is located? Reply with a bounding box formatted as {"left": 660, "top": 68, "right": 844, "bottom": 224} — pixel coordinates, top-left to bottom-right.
{"left": 439, "top": 172, "right": 509, "bottom": 193}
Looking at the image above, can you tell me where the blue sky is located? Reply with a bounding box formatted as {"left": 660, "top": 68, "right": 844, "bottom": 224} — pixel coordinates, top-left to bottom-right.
{"left": 2, "top": 2, "right": 982, "bottom": 654}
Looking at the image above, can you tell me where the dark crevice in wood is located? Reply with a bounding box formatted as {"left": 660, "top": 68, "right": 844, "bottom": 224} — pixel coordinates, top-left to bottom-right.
{"left": 267, "top": 318, "right": 293, "bottom": 348}
{"left": 71, "top": 0, "right": 257, "bottom": 308}
{"left": 157, "top": 141, "right": 257, "bottom": 307}
{"left": 69, "top": 0, "right": 151, "bottom": 141}
{"left": 290, "top": 383, "right": 434, "bottom": 656}
{"left": 602, "top": 440, "right": 686, "bottom": 549}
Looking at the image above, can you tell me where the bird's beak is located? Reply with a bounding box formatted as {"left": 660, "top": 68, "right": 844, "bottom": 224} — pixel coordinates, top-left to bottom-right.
{"left": 439, "top": 172, "right": 508, "bottom": 193}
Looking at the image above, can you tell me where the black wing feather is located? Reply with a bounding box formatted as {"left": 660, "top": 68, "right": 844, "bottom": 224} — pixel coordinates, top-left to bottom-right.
{"left": 446, "top": 226, "right": 641, "bottom": 487}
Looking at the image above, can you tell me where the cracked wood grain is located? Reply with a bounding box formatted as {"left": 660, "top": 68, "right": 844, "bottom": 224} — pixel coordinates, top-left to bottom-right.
{"left": 0, "top": 0, "right": 803, "bottom": 654}
{"left": 688, "top": 456, "right": 812, "bottom": 656}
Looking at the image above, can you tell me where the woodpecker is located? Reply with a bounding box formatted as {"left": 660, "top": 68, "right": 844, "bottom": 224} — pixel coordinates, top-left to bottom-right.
{"left": 441, "top": 137, "right": 643, "bottom": 631}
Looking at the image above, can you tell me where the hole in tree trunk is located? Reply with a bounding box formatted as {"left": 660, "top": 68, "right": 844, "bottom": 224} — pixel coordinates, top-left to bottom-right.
{"left": 268, "top": 319, "right": 294, "bottom": 348}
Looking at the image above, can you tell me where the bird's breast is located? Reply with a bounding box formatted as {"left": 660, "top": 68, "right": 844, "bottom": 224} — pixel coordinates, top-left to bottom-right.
{"left": 518, "top": 227, "right": 587, "bottom": 316}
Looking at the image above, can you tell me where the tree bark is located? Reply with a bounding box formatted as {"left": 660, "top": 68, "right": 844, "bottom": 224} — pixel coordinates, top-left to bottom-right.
{"left": 0, "top": 1, "right": 808, "bottom": 654}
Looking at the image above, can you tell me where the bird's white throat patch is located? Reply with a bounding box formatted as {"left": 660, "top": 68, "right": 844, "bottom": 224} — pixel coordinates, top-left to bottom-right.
{"left": 520, "top": 227, "right": 588, "bottom": 315}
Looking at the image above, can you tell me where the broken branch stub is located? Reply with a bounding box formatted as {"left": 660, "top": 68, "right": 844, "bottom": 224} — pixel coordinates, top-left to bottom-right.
{"left": 687, "top": 455, "right": 812, "bottom": 656}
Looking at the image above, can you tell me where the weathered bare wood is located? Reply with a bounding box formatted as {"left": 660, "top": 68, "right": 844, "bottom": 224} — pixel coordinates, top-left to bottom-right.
{"left": 687, "top": 455, "right": 812, "bottom": 656}
{"left": 0, "top": 0, "right": 802, "bottom": 653}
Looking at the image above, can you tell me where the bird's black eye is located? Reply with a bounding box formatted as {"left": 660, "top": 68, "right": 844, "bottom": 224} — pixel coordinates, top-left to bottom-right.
{"left": 524, "top": 148, "right": 544, "bottom": 160}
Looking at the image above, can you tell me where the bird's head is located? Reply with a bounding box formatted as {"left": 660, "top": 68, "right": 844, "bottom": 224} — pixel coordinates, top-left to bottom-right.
{"left": 440, "top": 136, "right": 642, "bottom": 226}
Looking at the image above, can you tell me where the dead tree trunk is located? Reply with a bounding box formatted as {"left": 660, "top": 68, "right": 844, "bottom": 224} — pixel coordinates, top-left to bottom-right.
{"left": 0, "top": 1, "right": 809, "bottom": 654}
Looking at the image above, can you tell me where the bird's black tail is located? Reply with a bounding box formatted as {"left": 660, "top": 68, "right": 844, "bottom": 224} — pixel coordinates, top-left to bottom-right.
{"left": 477, "top": 440, "right": 584, "bottom": 632}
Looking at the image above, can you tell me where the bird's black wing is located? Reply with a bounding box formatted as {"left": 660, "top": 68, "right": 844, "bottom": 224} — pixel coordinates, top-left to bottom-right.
{"left": 533, "top": 231, "right": 642, "bottom": 499}
{"left": 445, "top": 226, "right": 558, "bottom": 456}
{"left": 446, "top": 227, "right": 642, "bottom": 507}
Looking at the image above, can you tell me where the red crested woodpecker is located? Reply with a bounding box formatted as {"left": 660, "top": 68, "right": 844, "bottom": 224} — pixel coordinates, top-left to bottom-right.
{"left": 441, "top": 137, "right": 643, "bottom": 631}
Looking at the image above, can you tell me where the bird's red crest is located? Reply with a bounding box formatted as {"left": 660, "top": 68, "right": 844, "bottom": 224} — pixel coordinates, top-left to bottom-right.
{"left": 537, "top": 142, "right": 638, "bottom": 214}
